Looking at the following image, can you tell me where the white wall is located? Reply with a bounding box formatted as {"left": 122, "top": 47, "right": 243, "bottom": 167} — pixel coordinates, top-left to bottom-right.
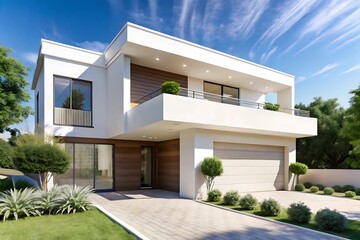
{"left": 240, "top": 88, "right": 265, "bottom": 104}
{"left": 179, "top": 129, "right": 297, "bottom": 199}
{"left": 278, "top": 87, "right": 294, "bottom": 111}
{"left": 34, "top": 68, "right": 45, "bottom": 129}
{"left": 300, "top": 169, "right": 360, "bottom": 189}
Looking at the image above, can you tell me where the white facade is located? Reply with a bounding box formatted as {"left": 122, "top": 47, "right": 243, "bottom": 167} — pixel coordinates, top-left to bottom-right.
{"left": 32, "top": 23, "right": 317, "bottom": 199}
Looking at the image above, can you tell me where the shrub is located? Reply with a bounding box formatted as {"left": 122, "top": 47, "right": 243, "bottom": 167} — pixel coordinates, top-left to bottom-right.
{"left": 345, "top": 191, "right": 356, "bottom": 198}
{"left": 323, "top": 187, "right": 334, "bottom": 195}
{"left": 315, "top": 184, "right": 324, "bottom": 190}
{"left": 200, "top": 157, "right": 223, "bottom": 192}
{"left": 40, "top": 185, "right": 64, "bottom": 214}
{"left": 160, "top": 81, "right": 180, "bottom": 95}
{"left": 263, "top": 102, "right": 280, "bottom": 111}
{"left": 260, "top": 198, "right": 281, "bottom": 216}
{"left": 207, "top": 189, "right": 222, "bottom": 202}
{"left": 332, "top": 185, "right": 343, "bottom": 193}
{"left": 0, "top": 188, "right": 41, "bottom": 221}
{"left": 53, "top": 185, "right": 93, "bottom": 214}
{"left": 0, "top": 139, "right": 14, "bottom": 168}
{"left": 355, "top": 188, "right": 360, "bottom": 196}
{"left": 303, "top": 182, "right": 312, "bottom": 188}
{"left": 342, "top": 185, "right": 355, "bottom": 192}
{"left": 223, "top": 190, "right": 240, "bottom": 206}
{"left": 295, "top": 184, "right": 305, "bottom": 191}
{"left": 287, "top": 202, "right": 311, "bottom": 223}
{"left": 315, "top": 208, "right": 348, "bottom": 231}
{"left": 14, "top": 179, "right": 36, "bottom": 190}
{"left": 289, "top": 162, "right": 308, "bottom": 183}
{"left": 239, "top": 194, "right": 258, "bottom": 210}
{"left": 310, "top": 186, "right": 319, "bottom": 193}
{"left": 0, "top": 178, "right": 13, "bottom": 192}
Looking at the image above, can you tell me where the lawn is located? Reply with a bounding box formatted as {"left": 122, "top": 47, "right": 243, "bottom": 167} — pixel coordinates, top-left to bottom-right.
{"left": 0, "top": 209, "right": 136, "bottom": 240}
{"left": 210, "top": 202, "right": 360, "bottom": 240}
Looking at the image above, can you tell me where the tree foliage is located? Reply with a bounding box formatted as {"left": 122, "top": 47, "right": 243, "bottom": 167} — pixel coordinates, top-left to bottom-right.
{"left": 0, "top": 46, "right": 32, "bottom": 133}
{"left": 296, "top": 97, "right": 351, "bottom": 168}
{"left": 289, "top": 162, "right": 308, "bottom": 183}
{"left": 341, "top": 86, "right": 360, "bottom": 168}
{"left": 62, "top": 88, "right": 85, "bottom": 109}
{"left": 200, "top": 157, "right": 223, "bottom": 192}
{"left": 0, "top": 139, "right": 14, "bottom": 168}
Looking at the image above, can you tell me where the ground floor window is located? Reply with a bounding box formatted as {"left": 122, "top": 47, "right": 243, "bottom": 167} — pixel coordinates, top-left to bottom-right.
{"left": 54, "top": 143, "right": 114, "bottom": 190}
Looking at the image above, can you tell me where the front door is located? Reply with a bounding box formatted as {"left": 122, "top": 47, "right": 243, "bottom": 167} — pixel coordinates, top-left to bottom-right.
{"left": 141, "top": 147, "right": 153, "bottom": 188}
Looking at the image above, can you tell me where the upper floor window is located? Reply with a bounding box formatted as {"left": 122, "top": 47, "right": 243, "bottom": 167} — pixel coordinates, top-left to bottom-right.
{"left": 54, "top": 76, "right": 92, "bottom": 127}
{"left": 203, "top": 81, "right": 239, "bottom": 105}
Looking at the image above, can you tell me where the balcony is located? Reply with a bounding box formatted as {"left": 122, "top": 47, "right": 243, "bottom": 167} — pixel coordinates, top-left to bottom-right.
{"left": 54, "top": 107, "right": 92, "bottom": 127}
{"left": 124, "top": 89, "right": 317, "bottom": 139}
{"left": 134, "top": 88, "right": 310, "bottom": 117}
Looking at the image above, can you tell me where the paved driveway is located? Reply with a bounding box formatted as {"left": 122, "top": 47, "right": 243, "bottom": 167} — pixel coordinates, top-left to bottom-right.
{"left": 90, "top": 190, "right": 343, "bottom": 240}
{"left": 249, "top": 191, "right": 360, "bottom": 220}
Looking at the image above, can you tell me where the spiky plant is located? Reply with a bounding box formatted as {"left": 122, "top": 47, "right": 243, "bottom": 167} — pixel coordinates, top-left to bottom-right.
{"left": 0, "top": 188, "right": 41, "bottom": 221}
{"left": 53, "top": 185, "right": 94, "bottom": 214}
{"left": 40, "top": 185, "right": 64, "bottom": 214}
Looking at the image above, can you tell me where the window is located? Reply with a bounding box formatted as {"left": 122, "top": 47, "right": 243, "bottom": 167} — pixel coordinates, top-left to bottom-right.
{"left": 204, "top": 82, "right": 239, "bottom": 105}
{"left": 36, "top": 92, "right": 39, "bottom": 124}
{"left": 54, "top": 76, "right": 92, "bottom": 127}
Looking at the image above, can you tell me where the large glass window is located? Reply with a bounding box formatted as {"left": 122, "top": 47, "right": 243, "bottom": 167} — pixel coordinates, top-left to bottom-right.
{"left": 54, "top": 143, "right": 114, "bottom": 190}
{"left": 204, "top": 82, "right": 239, "bottom": 105}
{"left": 54, "top": 76, "right": 92, "bottom": 126}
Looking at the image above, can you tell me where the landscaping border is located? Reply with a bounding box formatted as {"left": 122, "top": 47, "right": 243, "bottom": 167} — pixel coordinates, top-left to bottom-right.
{"left": 198, "top": 201, "right": 347, "bottom": 240}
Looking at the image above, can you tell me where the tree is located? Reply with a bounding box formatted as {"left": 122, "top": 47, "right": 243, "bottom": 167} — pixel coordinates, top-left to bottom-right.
{"left": 14, "top": 141, "right": 70, "bottom": 192}
{"left": 0, "top": 46, "right": 32, "bottom": 133}
{"left": 62, "top": 88, "right": 85, "bottom": 109}
{"left": 200, "top": 157, "right": 223, "bottom": 192}
{"left": 0, "top": 139, "right": 14, "bottom": 168}
{"left": 296, "top": 97, "right": 351, "bottom": 168}
{"left": 289, "top": 162, "right": 308, "bottom": 184}
{"left": 341, "top": 86, "right": 360, "bottom": 168}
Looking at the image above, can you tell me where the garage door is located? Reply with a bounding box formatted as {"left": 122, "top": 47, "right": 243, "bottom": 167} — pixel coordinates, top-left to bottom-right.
{"left": 213, "top": 142, "right": 284, "bottom": 192}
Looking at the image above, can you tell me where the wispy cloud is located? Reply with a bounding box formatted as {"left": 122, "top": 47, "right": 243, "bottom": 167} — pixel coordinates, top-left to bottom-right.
{"left": 341, "top": 64, "right": 360, "bottom": 75}
{"left": 23, "top": 52, "right": 38, "bottom": 64}
{"left": 260, "top": 47, "right": 277, "bottom": 64}
{"left": 75, "top": 41, "right": 108, "bottom": 52}
{"left": 309, "top": 63, "right": 340, "bottom": 78}
{"left": 201, "top": 0, "right": 223, "bottom": 42}
{"left": 42, "top": 24, "right": 63, "bottom": 40}
{"left": 129, "top": 0, "right": 163, "bottom": 29}
{"left": 176, "top": 0, "right": 193, "bottom": 39}
{"left": 295, "top": 76, "right": 306, "bottom": 84}
{"left": 228, "top": 0, "right": 269, "bottom": 39}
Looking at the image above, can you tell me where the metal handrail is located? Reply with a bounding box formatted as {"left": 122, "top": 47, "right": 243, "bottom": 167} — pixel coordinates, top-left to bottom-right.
{"left": 133, "top": 87, "right": 310, "bottom": 117}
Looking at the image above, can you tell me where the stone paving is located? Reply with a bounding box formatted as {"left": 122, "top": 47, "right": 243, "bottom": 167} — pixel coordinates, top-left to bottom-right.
{"left": 90, "top": 190, "right": 344, "bottom": 240}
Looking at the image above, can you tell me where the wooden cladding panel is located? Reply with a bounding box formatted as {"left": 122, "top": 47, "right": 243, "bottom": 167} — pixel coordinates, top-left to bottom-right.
{"left": 157, "top": 139, "right": 180, "bottom": 192}
{"left": 131, "top": 64, "right": 188, "bottom": 103}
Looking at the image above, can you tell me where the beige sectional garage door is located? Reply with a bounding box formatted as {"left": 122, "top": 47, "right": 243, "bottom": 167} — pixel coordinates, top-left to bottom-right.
{"left": 213, "top": 142, "right": 284, "bottom": 192}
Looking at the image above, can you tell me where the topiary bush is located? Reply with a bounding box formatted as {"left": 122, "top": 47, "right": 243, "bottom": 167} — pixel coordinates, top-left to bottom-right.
{"left": 207, "top": 189, "right": 222, "bottom": 202}
{"left": 295, "top": 184, "right": 305, "bottom": 191}
{"left": 303, "top": 182, "right": 312, "bottom": 188}
{"left": 345, "top": 191, "right": 356, "bottom": 198}
{"left": 287, "top": 202, "right": 311, "bottom": 223}
{"left": 315, "top": 208, "right": 348, "bottom": 231}
{"left": 323, "top": 187, "right": 334, "bottom": 195}
{"left": 260, "top": 198, "right": 281, "bottom": 216}
{"left": 239, "top": 194, "right": 258, "bottom": 210}
{"left": 342, "top": 185, "right": 355, "bottom": 192}
{"left": 355, "top": 188, "right": 360, "bottom": 196}
{"left": 315, "top": 184, "right": 324, "bottom": 191}
{"left": 201, "top": 157, "right": 223, "bottom": 192}
{"left": 332, "top": 185, "right": 343, "bottom": 193}
{"left": 289, "top": 162, "right": 308, "bottom": 183}
{"left": 160, "top": 81, "right": 181, "bottom": 95}
{"left": 223, "top": 190, "right": 240, "bottom": 206}
{"left": 0, "top": 139, "right": 15, "bottom": 168}
{"left": 0, "top": 178, "right": 13, "bottom": 192}
{"left": 310, "top": 186, "right": 319, "bottom": 193}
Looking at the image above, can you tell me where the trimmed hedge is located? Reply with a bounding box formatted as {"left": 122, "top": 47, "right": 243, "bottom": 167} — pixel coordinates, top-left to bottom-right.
{"left": 223, "top": 190, "right": 240, "bottom": 206}
{"left": 310, "top": 186, "right": 319, "bottom": 193}
{"left": 345, "top": 191, "right": 356, "bottom": 198}
{"left": 342, "top": 185, "right": 355, "bottom": 192}
{"left": 295, "top": 184, "right": 305, "bottom": 191}
{"left": 315, "top": 208, "right": 348, "bottom": 231}
{"left": 332, "top": 185, "right": 343, "bottom": 193}
{"left": 323, "top": 187, "right": 334, "bottom": 195}
{"left": 303, "top": 182, "right": 312, "bottom": 188}
{"left": 260, "top": 198, "right": 281, "bottom": 216}
{"left": 207, "top": 189, "right": 222, "bottom": 202}
{"left": 355, "top": 188, "right": 360, "bottom": 196}
{"left": 239, "top": 194, "right": 258, "bottom": 210}
{"left": 287, "top": 202, "right": 311, "bottom": 224}
{"left": 315, "top": 184, "right": 324, "bottom": 191}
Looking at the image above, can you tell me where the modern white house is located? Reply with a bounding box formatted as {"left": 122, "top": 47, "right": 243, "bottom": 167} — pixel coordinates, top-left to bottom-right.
{"left": 32, "top": 22, "right": 317, "bottom": 199}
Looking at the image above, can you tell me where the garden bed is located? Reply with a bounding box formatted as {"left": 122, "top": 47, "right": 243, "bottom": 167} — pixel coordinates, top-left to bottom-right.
{"left": 302, "top": 188, "right": 360, "bottom": 200}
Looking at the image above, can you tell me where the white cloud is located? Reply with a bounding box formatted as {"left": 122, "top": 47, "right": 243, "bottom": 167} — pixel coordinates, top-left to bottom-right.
{"left": 75, "top": 41, "right": 108, "bottom": 52}
{"left": 249, "top": 50, "right": 255, "bottom": 60}
{"left": 228, "top": 0, "right": 269, "bottom": 39}
{"left": 23, "top": 52, "right": 38, "bottom": 64}
{"left": 309, "top": 63, "right": 340, "bottom": 78}
{"left": 201, "top": 0, "right": 223, "bottom": 42}
{"left": 341, "top": 64, "right": 360, "bottom": 75}
{"left": 176, "top": 0, "right": 193, "bottom": 38}
{"left": 295, "top": 76, "right": 306, "bottom": 84}
{"left": 0, "top": 132, "right": 10, "bottom": 141}
{"left": 260, "top": 47, "right": 277, "bottom": 64}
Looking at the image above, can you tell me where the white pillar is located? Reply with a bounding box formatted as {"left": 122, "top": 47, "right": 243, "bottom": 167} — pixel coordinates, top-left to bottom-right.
{"left": 278, "top": 86, "right": 294, "bottom": 114}
{"left": 285, "top": 139, "right": 296, "bottom": 190}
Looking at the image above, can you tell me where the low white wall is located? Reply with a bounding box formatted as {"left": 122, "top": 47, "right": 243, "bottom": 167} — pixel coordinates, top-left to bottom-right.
{"left": 300, "top": 169, "right": 360, "bottom": 188}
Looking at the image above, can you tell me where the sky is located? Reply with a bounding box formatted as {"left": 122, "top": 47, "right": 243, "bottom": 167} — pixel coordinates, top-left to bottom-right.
{"left": 0, "top": 0, "right": 359, "bottom": 139}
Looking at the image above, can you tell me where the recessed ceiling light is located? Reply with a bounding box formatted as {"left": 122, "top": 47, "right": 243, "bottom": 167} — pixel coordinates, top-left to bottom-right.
{"left": 206, "top": 70, "right": 209, "bottom": 73}
{"left": 182, "top": 64, "right": 187, "bottom": 67}
{"left": 154, "top": 137, "right": 158, "bottom": 139}
{"left": 155, "top": 58, "right": 160, "bottom": 61}
{"left": 168, "top": 128, "right": 173, "bottom": 131}
{"left": 149, "top": 137, "right": 153, "bottom": 139}
{"left": 228, "top": 76, "right": 232, "bottom": 79}
{"left": 250, "top": 82, "right": 253, "bottom": 85}
{"left": 265, "top": 86, "right": 268, "bottom": 89}
{"left": 142, "top": 135, "right": 146, "bottom": 138}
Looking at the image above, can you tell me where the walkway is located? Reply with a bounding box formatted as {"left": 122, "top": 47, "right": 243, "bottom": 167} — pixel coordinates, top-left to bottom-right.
{"left": 90, "top": 190, "right": 343, "bottom": 240}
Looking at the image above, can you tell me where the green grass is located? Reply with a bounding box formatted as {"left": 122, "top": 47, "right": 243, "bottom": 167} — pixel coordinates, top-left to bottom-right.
{"left": 302, "top": 188, "right": 360, "bottom": 200}
{"left": 0, "top": 209, "right": 136, "bottom": 240}
{"left": 209, "top": 202, "right": 360, "bottom": 240}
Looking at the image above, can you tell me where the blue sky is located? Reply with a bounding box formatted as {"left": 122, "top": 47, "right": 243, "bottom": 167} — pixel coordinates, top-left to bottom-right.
{"left": 0, "top": 0, "right": 359, "bottom": 137}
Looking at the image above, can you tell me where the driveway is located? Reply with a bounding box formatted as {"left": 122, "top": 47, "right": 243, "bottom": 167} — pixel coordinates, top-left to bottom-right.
{"left": 90, "top": 190, "right": 343, "bottom": 240}
{"left": 249, "top": 191, "right": 360, "bottom": 220}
